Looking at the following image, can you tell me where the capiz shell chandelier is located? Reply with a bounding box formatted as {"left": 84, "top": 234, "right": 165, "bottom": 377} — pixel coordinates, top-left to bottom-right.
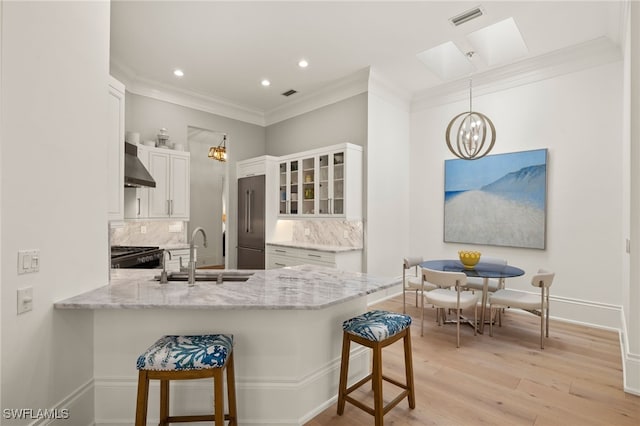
{"left": 445, "top": 53, "right": 496, "bottom": 160}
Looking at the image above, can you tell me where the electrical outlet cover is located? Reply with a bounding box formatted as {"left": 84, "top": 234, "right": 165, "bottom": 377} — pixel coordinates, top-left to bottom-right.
{"left": 17, "top": 287, "right": 33, "bottom": 314}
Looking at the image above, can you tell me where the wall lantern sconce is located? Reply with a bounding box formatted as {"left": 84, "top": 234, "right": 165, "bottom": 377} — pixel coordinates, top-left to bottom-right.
{"left": 208, "top": 134, "right": 227, "bottom": 162}
{"left": 445, "top": 52, "right": 496, "bottom": 160}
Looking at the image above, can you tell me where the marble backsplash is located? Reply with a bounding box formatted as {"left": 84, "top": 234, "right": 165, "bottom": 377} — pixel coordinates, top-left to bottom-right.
{"left": 110, "top": 221, "right": 187, "bottom": 246}
{"left": 290, "top": 220, "right": 363, "bottom": 248}
{"left": 112, "top": 219, "right": 362, "bottom": 249}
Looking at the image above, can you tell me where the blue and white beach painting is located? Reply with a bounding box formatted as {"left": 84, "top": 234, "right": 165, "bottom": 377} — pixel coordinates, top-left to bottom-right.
{"left": 444, "top": 149, "right": 547, "bottom": 249}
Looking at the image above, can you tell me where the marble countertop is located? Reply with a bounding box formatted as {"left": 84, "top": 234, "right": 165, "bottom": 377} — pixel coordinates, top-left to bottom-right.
{"left": 266, "top": 241, "right": 362, "bottom": 253}
{"left": 54, "top": 265, "right": 399, "bottom": 311}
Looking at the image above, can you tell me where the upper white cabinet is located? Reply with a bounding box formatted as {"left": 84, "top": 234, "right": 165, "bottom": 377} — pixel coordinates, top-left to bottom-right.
{"left": 148, "top": 149, "right": 190, "bottom": 219}
{"left": 124, "top": 146, "right": 190, "bottom": 220}
{"left": 278, "top": 143, "right": 362, "bottom": 219}
{"left": 107, "top": 77, "right": 125, "bottom": 222}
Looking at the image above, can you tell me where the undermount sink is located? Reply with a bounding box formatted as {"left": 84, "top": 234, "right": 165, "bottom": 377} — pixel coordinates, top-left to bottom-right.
{"left": 155, "top": 271, "right": 253, "bottom": 283}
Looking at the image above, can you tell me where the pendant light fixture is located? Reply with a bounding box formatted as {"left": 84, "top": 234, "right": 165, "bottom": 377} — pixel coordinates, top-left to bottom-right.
{"left": 445, "top": 52, "right": 496, "bottom": 160}
{"left": 208, "top": 134, "right": 227, "bottom": 162}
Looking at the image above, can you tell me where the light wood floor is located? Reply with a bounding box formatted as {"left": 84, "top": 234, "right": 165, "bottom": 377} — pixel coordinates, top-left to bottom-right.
{"left": 306, "top": 294, "right": 640, "bottom": 426}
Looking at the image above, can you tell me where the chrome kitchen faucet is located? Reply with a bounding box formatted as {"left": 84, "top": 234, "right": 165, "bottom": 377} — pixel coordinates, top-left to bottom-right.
{"left": 188, "top": 227, "right": 208, "bottom": 286}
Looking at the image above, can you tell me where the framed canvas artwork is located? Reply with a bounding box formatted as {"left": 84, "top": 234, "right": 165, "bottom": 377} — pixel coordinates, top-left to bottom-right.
{"left": 444, "top": 148, "right": 548, "bottom": 249}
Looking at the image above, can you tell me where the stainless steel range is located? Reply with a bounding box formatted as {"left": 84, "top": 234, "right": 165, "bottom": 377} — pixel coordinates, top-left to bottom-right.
{"left": 110, "top": 246, "right": 163, "bottom": 269}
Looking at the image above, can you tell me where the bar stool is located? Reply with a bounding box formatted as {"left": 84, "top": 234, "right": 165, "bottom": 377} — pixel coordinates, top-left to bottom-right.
{"left": 337, "top": 310, "right": 415, "bottom": 426}
{"left": 135, "top": 334, "right": 237, "bottom": 426}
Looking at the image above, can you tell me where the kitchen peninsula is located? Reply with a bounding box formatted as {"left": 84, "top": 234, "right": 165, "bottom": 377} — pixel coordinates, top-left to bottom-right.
{"left": 55, "top": 265, "right": 400, "bottom": 425}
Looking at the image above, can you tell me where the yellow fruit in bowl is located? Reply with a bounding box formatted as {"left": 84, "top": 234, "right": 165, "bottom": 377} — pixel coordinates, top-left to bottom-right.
{"left": 458, "top": 250, "right": 481, "bottom": 269}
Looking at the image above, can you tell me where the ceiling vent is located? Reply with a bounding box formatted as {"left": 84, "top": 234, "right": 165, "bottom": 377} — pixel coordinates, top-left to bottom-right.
{"left": 449, "top": 6, "right": 484, "bottom": 26}
{"left": 281, "top": 89, "right": 298, "bottom": 97}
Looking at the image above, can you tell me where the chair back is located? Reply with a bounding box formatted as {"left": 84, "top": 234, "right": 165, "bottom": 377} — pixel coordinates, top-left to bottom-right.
{"left": 479, "top": 256, "right": 507, "bottom": 266}
{"left": 403, "top": 257, "right": 423, "bottom": 270}
{"left": 531, "top": 269, "right": 555, "bottom": 288}
{"left": 422, "top": 268, "right": 466, "bottom": 289}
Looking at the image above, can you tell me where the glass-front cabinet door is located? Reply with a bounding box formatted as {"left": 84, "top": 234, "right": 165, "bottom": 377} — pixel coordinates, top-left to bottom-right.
{"left": 279, "top": 159, "right": 300, "bottom": 215}
{"left": 331, "top": 150, "right": 345, "bottom": 215}
{"left": 317, "top": 150, "right": 344, "bottom": 216}
{"left": 318, "top": 154, "right": 330, "bottom": 215}
{"left": 301, "top": 156, "right": 316, "bottom": 215}
{"left": 279, "top": 162, "right": 287, "bottom": 215}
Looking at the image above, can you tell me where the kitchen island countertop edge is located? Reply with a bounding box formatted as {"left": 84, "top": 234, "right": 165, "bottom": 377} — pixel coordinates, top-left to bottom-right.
{"left": 54, "top": 265, "right": 400, "bottom": 310}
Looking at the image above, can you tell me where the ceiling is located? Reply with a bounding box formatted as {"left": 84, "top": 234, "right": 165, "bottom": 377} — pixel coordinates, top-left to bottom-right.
{"left": 110, "top": 1, "right": 624, "bottom": 117}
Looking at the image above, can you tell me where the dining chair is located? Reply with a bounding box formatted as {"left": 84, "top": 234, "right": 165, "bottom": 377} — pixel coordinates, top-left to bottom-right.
{"left": 462, "top": 256, "right": 508, "bottom": 294}
{"left": 402, "top": 257, "right": 437, "bottom": 314}
{"left": 489, "top": 269, "right": 555, "bottom": 349}
{"left": 462, "top": 256, "right": 507, "bottom": 326}
{"left": 421, "top": 268, "right": 479, "bottom": 348}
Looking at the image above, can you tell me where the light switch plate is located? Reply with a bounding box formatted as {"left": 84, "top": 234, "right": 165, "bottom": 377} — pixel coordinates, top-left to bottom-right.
{"left": 18, "top": 249, "right": 40, "bottom": 274}
{"left": 17, "top": 287, "right": 33, "bottom": 314}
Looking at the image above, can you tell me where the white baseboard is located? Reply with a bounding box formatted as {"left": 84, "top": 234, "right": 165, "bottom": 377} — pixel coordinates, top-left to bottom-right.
{"left": 24, "top": 379, "right": 94, "bottom": 426}
{"left": 620, "top": 309, "right": 640, "bottom": 396}
{"left": 94, "top": 347, "right": 369, "bottom": 426}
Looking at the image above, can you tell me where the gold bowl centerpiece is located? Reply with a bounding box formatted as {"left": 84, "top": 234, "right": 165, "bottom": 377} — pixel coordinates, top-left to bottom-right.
{"left": 458, "top": 250, "right": 481, "bottom": 269}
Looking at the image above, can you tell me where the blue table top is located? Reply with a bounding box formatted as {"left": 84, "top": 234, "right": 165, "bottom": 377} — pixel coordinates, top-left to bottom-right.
{"left": 420, "top": 259, "right": 525, "bottom": 279}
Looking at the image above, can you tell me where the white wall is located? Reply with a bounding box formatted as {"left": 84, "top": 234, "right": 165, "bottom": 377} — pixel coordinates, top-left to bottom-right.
{"left": 1, "top": 1, "right": 110, "bottom": 421}
{"left": 123, "top": 93, "right": 266, "bottom": 268}
{"left": 410, "top": 62, "right": 623, "bottom": 327}
{"left": 366, "top": 80, "right": 411, "bottom": 278}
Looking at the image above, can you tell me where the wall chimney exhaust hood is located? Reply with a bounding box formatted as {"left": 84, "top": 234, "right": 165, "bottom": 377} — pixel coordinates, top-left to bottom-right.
{"left": 124, "top": 142, "right": 156, "bottom": 188}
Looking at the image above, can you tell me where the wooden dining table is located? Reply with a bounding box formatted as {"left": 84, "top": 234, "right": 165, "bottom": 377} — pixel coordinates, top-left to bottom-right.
{"left": 419, "top": 259, "right": 525, "bottom": 333}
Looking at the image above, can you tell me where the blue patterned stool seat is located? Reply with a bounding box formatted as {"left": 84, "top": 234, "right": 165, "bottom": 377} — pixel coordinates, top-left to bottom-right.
{"left": 342, "top": 310, "right": 412, "bottom": 342}
{"left": 136, "top": 334, "right": 233, "bottom": 371}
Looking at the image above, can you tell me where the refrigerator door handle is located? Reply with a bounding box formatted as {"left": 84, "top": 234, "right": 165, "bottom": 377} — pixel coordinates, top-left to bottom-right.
{"left": 245, "top": 190, "right": 250, "bottom": 233}
{"left": 248, "top": 190, "right": 253, "bottom": 233}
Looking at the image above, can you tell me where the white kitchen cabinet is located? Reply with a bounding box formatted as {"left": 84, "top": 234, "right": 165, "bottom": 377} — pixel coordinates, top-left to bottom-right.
{"left": 278, "top": 143, "right": 362, "bottom": 219}
{"left": 266, "top": 244, "right": 362, "bottom": 272}
{"left": 147, "top": 148, "right": 190, "bottom": 219}
{"left": 238, "top": 156, "right": 270, "bottom": 178}
{"left": 124, "top": 145, "right": 150, "bottom": 219}
{"left": 124, "top": 146, "right": 190, "bottom": 220}
{"left": 107, "top": 77, "right": 125, "bottom": 222}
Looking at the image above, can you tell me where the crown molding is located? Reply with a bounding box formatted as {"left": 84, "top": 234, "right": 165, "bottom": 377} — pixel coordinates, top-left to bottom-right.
{"left": 411, "top": 36, "right": 623, "bottom": 112}
{"left": 111, "top": 35, "right": 622, "bottom": 128}
{"left": 111, "top": 60, "right": 370, "bottom": 128}
{"left": 368, "top": 68, "right": 412, "bottom": 112}
{"left": 110, "top": 60, "right": 266, "bottom": 126}
{"left": 263, "top": 68, "right": 370, "bottom": 126}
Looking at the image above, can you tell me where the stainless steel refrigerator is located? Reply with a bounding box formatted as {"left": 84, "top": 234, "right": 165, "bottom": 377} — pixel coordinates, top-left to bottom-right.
{"left": 237, "top": 175, "right": 266, "bottom": 269}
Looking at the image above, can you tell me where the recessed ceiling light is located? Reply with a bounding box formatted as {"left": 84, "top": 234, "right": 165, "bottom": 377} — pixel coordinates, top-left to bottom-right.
{"left": 173, "top": 69, "right": 184, "bottom": 77}
{"left": 261, "top": 79, "right": 271, "bottom": 87}
{"left": 298, "top": 59, "right": 309, "bottom": 68}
